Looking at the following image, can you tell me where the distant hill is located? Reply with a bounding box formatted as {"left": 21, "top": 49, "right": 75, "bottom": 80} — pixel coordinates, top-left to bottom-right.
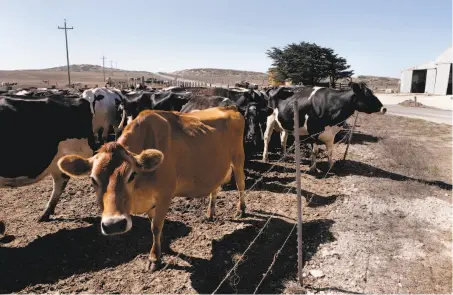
{"left": 166, "top": 68, "right": 268, "bottom": 85}
{"left": 38, "top": 64, "right": 144, "bottom": 73}
{"left": 170, "top": 68, "right": 267, "bottom": 78}
{"left": 1, "top": 64, "right": 400, "bottom": 91}
{"left": 0, "top": 64, "right": 159, "bottom": 88}
{"left": 353, "top": 75, "right": 399, "bottom": 91}
{"left": 166, "top": 68, "right": 399, "bottom": 90}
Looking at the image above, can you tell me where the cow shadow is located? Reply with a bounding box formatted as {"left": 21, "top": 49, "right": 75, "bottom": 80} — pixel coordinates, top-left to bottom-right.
{"left": 221, "top": 158, "right": 338, "bottom": 207}
{"left": 246, "top": 159, "right": 296, "bottom": 174}
{"left": 168, "top": 215, "right": 335, "bottom": 294}
{"left": 334, "top": 130, "right": 381, "bottom": 145}
{"left": 321, "top": 160, "right": 452, "bottom": 190}
{"left": 286, "top": 188, "right": 341, "bottom": 208}
{"left": 0, "top": 216, "right": 189, "bottom": 293}
{"left": 222, "top": 160, "right": 296, "bottom": 193}
{"left": 348, "top": 132, "right": 380, "bottom": 145}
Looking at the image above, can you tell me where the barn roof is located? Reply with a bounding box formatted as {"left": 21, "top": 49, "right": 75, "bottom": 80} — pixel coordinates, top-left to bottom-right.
{"left": 435, "top": 46, "right": 452, "bottom": 63}
{"left": 403, "top": 45, "right": 452, "bottom": 71}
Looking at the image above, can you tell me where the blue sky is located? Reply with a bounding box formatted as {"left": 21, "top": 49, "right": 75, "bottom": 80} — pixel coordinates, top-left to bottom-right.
{"left": 0, "top": 0, "right": 451, "bottom": 77}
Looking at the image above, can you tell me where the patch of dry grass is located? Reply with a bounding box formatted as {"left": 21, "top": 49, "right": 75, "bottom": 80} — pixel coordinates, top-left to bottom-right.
{"left": 379, "top": 137, "right": 441, "bottom": 179}
{"left": 282, "top": 279, "right": 306, "bottom": 294}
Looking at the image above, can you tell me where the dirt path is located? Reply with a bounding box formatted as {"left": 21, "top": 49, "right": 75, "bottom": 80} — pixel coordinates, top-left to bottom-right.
{"left": 0, "top": 113, "right": 451, "bottom": 294}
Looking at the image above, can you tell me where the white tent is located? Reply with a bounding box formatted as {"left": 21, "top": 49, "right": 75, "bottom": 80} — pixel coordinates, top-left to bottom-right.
{"left": 400, "top": 46, "right": 452, "bottom": 95}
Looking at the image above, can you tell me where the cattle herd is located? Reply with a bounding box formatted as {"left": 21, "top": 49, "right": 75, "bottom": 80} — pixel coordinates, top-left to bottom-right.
{"left": 0, "top": 81, "right": 386, "bottom": 272}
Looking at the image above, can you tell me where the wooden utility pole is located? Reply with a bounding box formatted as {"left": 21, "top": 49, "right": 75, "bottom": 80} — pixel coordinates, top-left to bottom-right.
{"left": 101, "top": 56, "right": 107, "bottom": 82}
{"left": 58, "top": 19, "right": 74, "bottom": 86}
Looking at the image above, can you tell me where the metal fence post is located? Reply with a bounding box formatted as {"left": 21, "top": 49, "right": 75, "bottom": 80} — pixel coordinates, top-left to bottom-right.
{"left": 343, "top": 111, "right": 359, "bottom": 161}
{"left": 293, "top": 100, "right": 303, "bottom": 287}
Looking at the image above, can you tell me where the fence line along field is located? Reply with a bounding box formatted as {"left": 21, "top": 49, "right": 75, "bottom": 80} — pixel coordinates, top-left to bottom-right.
{"left": 0, "top": 65, "right": 401, "bottom": 92}
{"left": 0, "top": 84, "right": 450, "bottom": 295}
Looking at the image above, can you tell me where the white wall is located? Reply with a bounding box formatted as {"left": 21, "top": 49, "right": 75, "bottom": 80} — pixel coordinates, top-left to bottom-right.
{"left": 425, "top": 68, "right": 436, "bottom": 93}
{"left": 434, "top": 63, "right": 451, "bottom": 95}
{"left": 400, "top": 70, "right": 412, "bottom": 93}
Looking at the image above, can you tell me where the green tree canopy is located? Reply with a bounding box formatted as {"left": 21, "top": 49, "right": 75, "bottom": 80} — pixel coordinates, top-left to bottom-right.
{"left": 266, "top": 42, "right": 353, "bottom": 87}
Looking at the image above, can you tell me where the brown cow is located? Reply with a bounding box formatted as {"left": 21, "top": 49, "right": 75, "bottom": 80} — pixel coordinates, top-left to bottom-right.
{"left": 57, "top": 106, "right": 246, "bottom": 271}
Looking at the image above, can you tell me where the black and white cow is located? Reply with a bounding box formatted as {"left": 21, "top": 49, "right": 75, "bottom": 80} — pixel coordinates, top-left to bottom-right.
{"left": 0, "top": 95, "right": 97, "bottom": 223}
{"left": 180, "top": 95, "right": 236, "bottom": 113}
{"left": 150, "top": 90, "right": 192, "bottom": 111}
{"left": 116, "top": 89, "right": 192, "bottom": 133}
{"left": 230, "top": 89, "right": 273, "bottom": 148}
{"left": 120, "top": 91, "right": 155, "bottom": 124}
{"left": 82, "top": 87, "right": 126, "bottom": 144}
{"left": 262, "top": 82, "right": 386, "bottom": 171}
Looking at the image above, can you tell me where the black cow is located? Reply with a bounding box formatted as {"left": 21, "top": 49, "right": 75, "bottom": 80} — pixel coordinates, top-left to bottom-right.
{"left": 120, "top": 91, "right": 155, "bottom": 123}
{"left": 262, "top": 82, "right": 386, "bottom": 171}
{"left": 151, "top": 90, "right": 191, "bottom": 111}
{"left": 118, "top": 90, "right": 192, "bottom": 131}
{"left": 0, "top": 95, "right": 96, "bottom": 223}
{"left": 227, "top": 89, "right": 273, "bottom": 146}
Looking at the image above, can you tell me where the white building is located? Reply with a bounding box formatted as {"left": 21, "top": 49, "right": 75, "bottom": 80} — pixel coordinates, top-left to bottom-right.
{"left": 400, "top": 46, "right": 452, "bottom": 95}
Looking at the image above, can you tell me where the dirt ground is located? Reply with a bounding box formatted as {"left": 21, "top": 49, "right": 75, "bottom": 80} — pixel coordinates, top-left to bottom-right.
{"left": 398, "top": 99, "right": 437, "bottom": 109}
{"left": 0, "top": 70, "right": 160, "bottom": 89}
{"left": 0, "top": 113, "right": 451, "bottom": 294}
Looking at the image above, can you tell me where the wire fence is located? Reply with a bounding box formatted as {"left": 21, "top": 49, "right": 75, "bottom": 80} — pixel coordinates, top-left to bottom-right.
{"left": 210, "top": 117, "right": 356, "bottom": 294}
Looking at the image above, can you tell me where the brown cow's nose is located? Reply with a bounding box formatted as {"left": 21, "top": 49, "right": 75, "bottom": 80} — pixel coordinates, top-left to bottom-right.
{"left": 101, "top": 217, "right": 128, "bottom": 235}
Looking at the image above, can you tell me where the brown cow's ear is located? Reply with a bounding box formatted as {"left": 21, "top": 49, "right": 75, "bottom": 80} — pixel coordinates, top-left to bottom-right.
{"left": 134, "top": 149, "right": 164, "bottom": 172}
{"left": 58, "top": 155, "right": 92, "bottom": 177}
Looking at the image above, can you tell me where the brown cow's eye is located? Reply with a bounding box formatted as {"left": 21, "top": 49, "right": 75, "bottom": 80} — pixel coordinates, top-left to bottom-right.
{"left": 91, "top": 177, "right": 98, "bottom": 187}
{"left": 128, "top": 172, "right": 137, "bottom": 183}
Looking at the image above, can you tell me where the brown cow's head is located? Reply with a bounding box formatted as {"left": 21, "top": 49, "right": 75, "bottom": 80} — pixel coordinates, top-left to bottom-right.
{"left": 57, "top": 142, "right": 164, "bottom": 235}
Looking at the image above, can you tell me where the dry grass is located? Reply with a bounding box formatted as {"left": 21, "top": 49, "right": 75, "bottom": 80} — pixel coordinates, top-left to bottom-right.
{"left": 1, "top": 64, "right": 400, "bottom": 91}
{"left": 0, "top": 67, "right": 162, "bottom": 88}
{"left": 379, "top": 137, "right": 439, "bottom": 178}
{"left": 283, "top": 279, "right": 306, "bottom": 294}
{"left": 168, "top": 68, "right": 268, "bottom": 86}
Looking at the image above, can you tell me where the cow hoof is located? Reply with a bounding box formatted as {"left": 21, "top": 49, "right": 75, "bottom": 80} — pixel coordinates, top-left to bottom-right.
{"left": 36, "top": 212, "right": 51, "bottom": 223}
{"left": 145, "top": 260, "right": 161, "bottom": 273}
{"left": 0, "top": 221, "right": 5, "bottom": 235}
{"left": 307, "top": 167, "right": 317, "bottom": 175}
{"left": 234, "top": 210, "right": 246, "bottom": 219}
{"left": 203, "top": 216, "right": 215, "bottom": 222}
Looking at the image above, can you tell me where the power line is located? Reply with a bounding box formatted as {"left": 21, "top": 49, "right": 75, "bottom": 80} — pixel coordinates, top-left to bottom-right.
{"left": 58, "top": 19, "right": 74, "bottom": 86}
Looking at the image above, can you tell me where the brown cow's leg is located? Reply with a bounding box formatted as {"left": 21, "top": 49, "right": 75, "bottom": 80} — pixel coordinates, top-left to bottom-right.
{"left": 207, "top": 187, "right": 220, "bottom": 220}
{"left": 0, "top": 220, "right": 5, "bottom": 235}
{"left": 37, "top": 173, "right": 70, "bottom": 222}
{"left": 146, "top": 198, "right": 171, "bottom": 272}
{"left": 232, "top": 161, "right": 246, "bottom": 218}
